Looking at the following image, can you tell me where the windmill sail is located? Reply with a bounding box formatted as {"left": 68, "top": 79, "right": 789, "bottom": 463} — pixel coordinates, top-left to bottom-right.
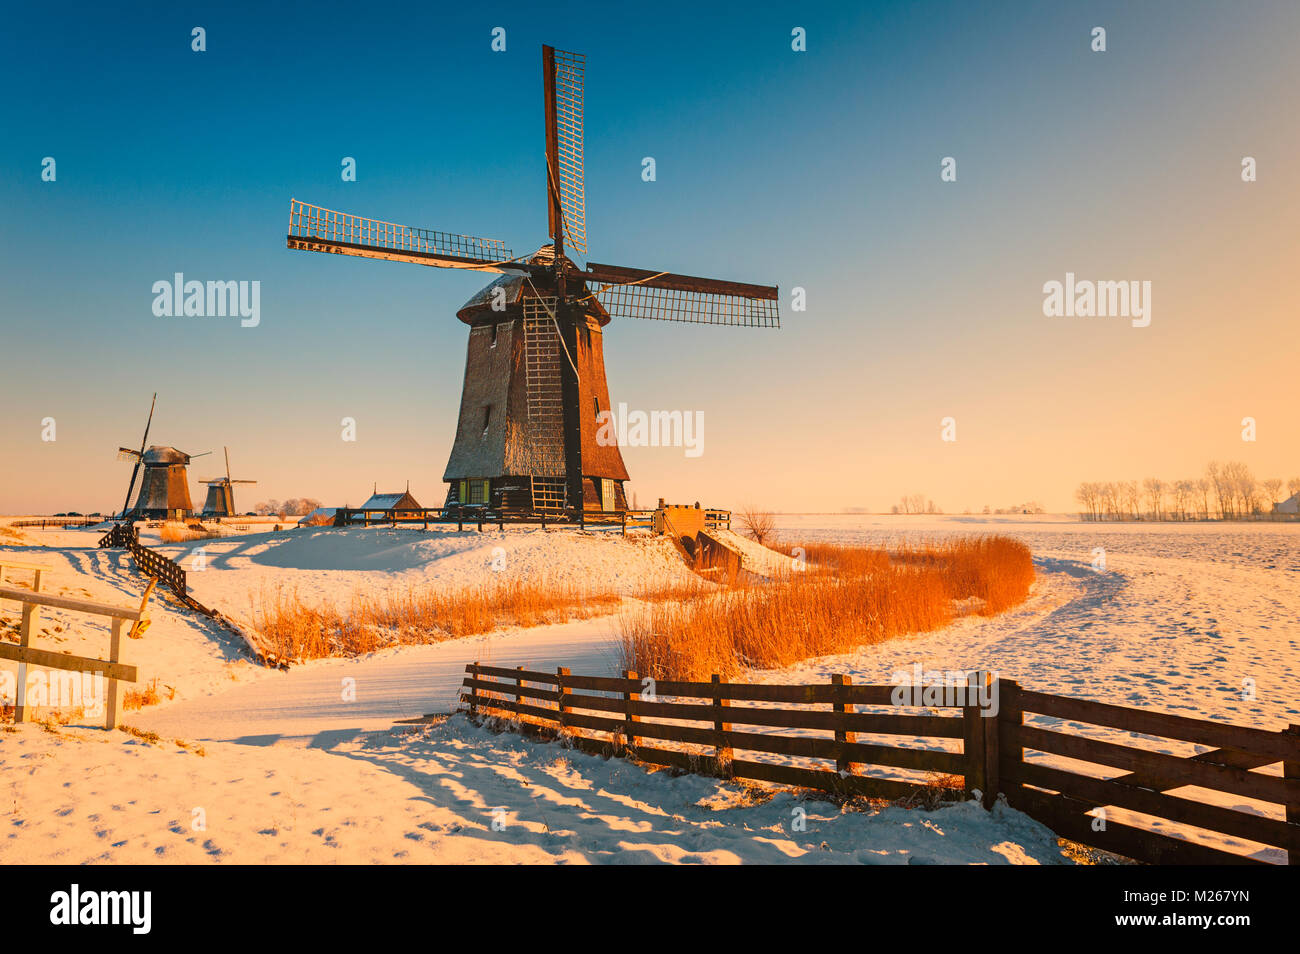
{"left": 119, "top": 393, "right": 156, "bottom": 519}
{"left": 287, "top": 200, "right": 514, "bottom": 271}
{"left": 544, "top": 46, "right": 587, "bottom": 255}
{"left": 582, "top": 262, "right": 780, "bottom": 327}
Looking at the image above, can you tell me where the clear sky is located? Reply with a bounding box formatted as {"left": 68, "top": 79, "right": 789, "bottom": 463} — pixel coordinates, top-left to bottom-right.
{"left": 2, "top": 0, "right": 1297, "bottom": 514}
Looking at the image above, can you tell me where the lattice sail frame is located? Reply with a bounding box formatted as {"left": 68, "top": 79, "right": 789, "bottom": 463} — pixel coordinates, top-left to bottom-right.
{"left": 588, "top": 282, "right": 781, "bottom": 327}
{"left": 552, "top": 49, "right": 587, "bottom": 255}
{"left": 288, "top": 199, "right": 511, "bottom": 265}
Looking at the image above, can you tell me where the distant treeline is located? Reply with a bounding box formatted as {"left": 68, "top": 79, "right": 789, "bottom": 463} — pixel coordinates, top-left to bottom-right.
{"left": 1076, "top": 462, "right": 1299, "bottom": 521}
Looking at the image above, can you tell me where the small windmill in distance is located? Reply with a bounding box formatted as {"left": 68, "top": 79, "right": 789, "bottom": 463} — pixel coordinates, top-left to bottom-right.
{"left": 200, "top": 447, "right": 257, "bottom": 518}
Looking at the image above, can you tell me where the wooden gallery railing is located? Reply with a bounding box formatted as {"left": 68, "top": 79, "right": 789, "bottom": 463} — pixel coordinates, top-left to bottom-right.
{"left": 460, "top": 666, "right": 1300, "bottom": 865}
{"left": 1, "top": 581, "right": 154, "bottom": 729}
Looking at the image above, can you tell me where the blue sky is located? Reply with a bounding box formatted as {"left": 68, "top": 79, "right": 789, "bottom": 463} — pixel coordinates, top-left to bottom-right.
{"left": 3, "top": 1, "right": 1297, "bottom": 513}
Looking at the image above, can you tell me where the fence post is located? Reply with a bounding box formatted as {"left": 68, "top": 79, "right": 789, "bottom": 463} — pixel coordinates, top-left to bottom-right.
{"left": 963, "top": 670, "right": 988, "bottom": 804}
{"left": 711, "top": 674, "right": 732, "bottom": 775}
{"left": 999, "top": 679, "right": 1023, "bottom": 808}
{"left": 832, "top": 673, "right": 855, "bottom": 778}
{"left": 556, "top": 667, "right": 571, "bottom": 734}
{"left": 514, "top": 665, "right": 525, "bottom": 720}
{"left": 982, "top": 673, "right": 1000, "bottom": 810}
{"left": 1286, "top": 725, "right": 1299, "bottom": 865}
{"left": 623, "top": 669, "right": 640, "bottom": 753}
{"left": 14, "top": 602, "right": 38, "bottom": 724}
{"left": 105, "top": 618, "right": 124, "bottom": 730}
{"left": 468, "top": 661, "right": 479, "bottom": 718}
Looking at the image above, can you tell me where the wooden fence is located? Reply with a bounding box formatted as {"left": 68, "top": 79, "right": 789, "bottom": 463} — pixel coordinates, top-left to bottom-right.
{"left": 0, "top": 559, "right": 53, "bottom": 593}
{"left": 0, "top": 581, "right": 154, "bottom": 729}
{"left": 98, "top": 524, "right": 187, "bottom": 597}
{"left": 462, "top": 664, "right": 976, "bottom": 803}
{"left": 459, "top": 666, "right": 1300, "bottom": 865}
{"left": 10, "top": 517, "right": 102, "bottom": 529}
{"left": 1000, "top": 681, "right": 1300, "bottom": 865}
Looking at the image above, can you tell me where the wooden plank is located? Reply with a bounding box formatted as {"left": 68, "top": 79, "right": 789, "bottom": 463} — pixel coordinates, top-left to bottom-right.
{"left": 1286, "top": 725, "right": 1299, "bottom": 865}
{"left": 556, "top": 667, "right": 571, "bottom": 733}
{"left": 0, "top": 585, "right": 142, "bottom": 621}
{"left": 623, "top": 669, "right": 640, "bottom": 751}
{"left": 963, "top": 671, "right": 987, "bottom": 801}
{"left": 0, "top": 643, "right": 137, "bottom": 683}
{"left": 983, "top": 679, "right": 1000, "bottom": 810}
{"left": 731, "top": 759, "right": 934, "bottom": 802}
{"left": 833, "top": 673, "right": 855, "bottom": 776}
{"left": 0, "top": 560, "right": 56, "bottom": 573}
{"left": 1017, "top": 724, "right": 1296, "bottom": 806}
{"left": 1011, "top": 787, "right": 1269, "bottom": 865}
{"left": 14, "top": 601, "right": 37, "bottom": 724}
{"left": 1016, "top": 761, "right": 1300, "bottom": 852}
{"left": 1016, "top": 687, "right": 1299, "bottom": 764}
{"left": 106, "top": 618, "right": 123, "bottom": 730}
{"left": 472, "top": 664, "right": 559, "bottom": 684}
{"left": 462, "top": 678, "right": 559, "bottom": 704}
{"left": 712, "top": 674, "right": 733, "bottom": 771}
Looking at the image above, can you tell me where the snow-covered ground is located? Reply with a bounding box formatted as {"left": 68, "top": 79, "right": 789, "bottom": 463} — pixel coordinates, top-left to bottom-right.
{"left": 2, "top": 513, "right": 1295, "bottom": 863}
{"left": 0, "top": 716, "right": 1070, "bottom": 864}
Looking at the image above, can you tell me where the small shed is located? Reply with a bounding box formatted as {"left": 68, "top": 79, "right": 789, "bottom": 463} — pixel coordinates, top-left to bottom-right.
{"left": 352, "top": 485, "right": 423, "bottom": 524}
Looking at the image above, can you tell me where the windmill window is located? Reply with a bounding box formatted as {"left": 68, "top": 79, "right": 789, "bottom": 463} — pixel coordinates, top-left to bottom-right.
{"left": 490, "top": 323, "right": 499, "bottom": 348}
{"left": 482, "top": 405, "right": 492, "bottom": 435}
{"left": 593, "top": 396, "right": 600, "bottom": 417}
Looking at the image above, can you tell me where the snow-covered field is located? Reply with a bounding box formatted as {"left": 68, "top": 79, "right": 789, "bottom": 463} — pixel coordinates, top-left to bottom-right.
{"left": 2, "top": 513, "right": 1295, "bottom": 863}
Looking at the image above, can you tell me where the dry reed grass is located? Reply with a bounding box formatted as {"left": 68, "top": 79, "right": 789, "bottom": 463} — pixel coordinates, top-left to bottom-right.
{"left": 254, "top": 578, "right": 708, "bottom": 661}
{"left": 158, "top": 524, "right": 221, "bottom": 543}
{"left": 621, "top": 535, "right": 1034, "bottom": 680}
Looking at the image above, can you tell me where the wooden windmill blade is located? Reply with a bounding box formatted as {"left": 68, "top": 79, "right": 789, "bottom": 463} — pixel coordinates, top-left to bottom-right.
{"left": 286, "top": 200, "right": 516, "bottom": 272}
{"left": 119, "top": 392, "right": 157, "bottom": 519}
{"left": 581, "top": 262, "right": 780, "bottom": 328}
{"left": 543, "top": 45, "right": 587, "bottom": 256}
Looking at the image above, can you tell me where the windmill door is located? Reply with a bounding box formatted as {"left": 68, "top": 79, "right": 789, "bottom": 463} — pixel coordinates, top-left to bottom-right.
{"left": 600, "top": 478, "right": 614, "bottom": 512}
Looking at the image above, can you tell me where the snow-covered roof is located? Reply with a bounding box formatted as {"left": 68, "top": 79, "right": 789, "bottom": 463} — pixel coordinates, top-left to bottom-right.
{"left": 358, "top": 491, "right": 421, "bottom": 511}
{"left": 142, "top": 445, "right": 192, "bottom": 465}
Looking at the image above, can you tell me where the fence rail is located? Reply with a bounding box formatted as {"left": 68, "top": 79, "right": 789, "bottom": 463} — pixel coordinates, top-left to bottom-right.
{"left": 459, "top": 665, "right": 1300, "bottom": 865}
{"left": 0, "top": 582, "right": 153, "bottom": 729}
{"left": 10, "top": 517, "right": 102, "bottom": 529}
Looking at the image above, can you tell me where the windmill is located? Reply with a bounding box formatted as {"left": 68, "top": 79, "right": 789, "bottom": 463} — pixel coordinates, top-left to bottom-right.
{"left": 115, "top": 392, "right": 157, "bottom": 522}
{"left": 286, "top": 45, "right": 779, "bottom": 520}
{"left": 200, "top": 447, "right": 257, "bottom": 518}
{"left": 116, "top": 397, "right": 210, "bottom": 520}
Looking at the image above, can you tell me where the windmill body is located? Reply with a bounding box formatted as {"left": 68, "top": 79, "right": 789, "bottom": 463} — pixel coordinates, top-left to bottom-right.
{"left": 128, "top": 446, "right": 197, "bottom": 520}
{"left": 286, "top": 45, "right": 778, "bottom": 517}
{"left": 444, "top": 269, "right": 629, "bottom": 512}
{"left": 200, "top": 447, "right": 256, "bottom": 518}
